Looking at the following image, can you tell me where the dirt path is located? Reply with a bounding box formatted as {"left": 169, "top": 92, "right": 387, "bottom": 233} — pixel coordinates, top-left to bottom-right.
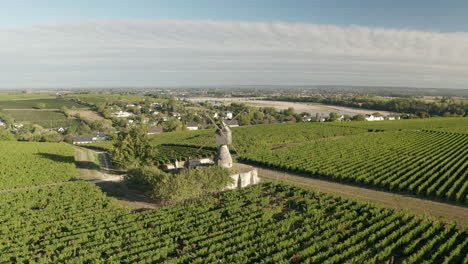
{"left": 74, "top": 147, "right": 103, "bottom": 180}
{"left": 75, "top": 147, "right": 158, "bottom": 210}
{"left": 254, "top": 166, "right": 468, "bottom": 223}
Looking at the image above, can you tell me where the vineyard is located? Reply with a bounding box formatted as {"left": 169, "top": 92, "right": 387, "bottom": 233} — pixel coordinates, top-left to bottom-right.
{"left": 0, "top": 98, "right": 86, "bottom": 109}
{"left": 148, "top": 122, "right": 367, "bottom": 153}
{"left": 0, "top": 181, "right": 465, "bottom": 263}
{"left": 64, "top": 93, "right": 167, "bottom": 106}
{"left": 241, "top": 130, "right": 468, "bottom": 203}
{"left": 0, "top": 141, "right": 76, "bottom": 189}
{"left": 4, "top": 110, "right": 79, "bottom": 128}
{"left": 332, "top": 117, "right": 468, "bottom": 134}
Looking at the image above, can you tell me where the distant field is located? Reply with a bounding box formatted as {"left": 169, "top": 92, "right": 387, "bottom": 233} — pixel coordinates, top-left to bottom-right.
{"left": 65, "top": 93, "right": 169, "bottom": 105}
{"left": 0, "top": 141, "right": 76, "bottom": 189}
{"left": 0, "top": 181, "right": 465, "bottom": 263}
{"left": 334, "top": 117, "right": 468, "bottom": 134}
{"left": 0, "top": 93, "right": 55, "bottom": 100}
{"left": 5, "top": 110, "right": 78, "bottom": 128}
{"left": 0, "top": 98, "right": 86, "bottom": 109}
{"left": 67, "top": 109, "right": 104, "bottom": 121}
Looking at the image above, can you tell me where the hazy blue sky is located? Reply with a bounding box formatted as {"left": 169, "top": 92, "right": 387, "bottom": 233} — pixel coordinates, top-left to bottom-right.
{"left": 1, "top": 1, "right": 468, "bottom": 89}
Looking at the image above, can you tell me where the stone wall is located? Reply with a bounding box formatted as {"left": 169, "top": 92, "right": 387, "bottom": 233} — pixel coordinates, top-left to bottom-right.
{"left": 225, "top": 167, "right": 259, "bottom": 190}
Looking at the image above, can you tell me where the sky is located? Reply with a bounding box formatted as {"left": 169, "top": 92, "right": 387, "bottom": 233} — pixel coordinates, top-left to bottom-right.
{"left": 1, "top": 0, "right": 468, "bottom": 89}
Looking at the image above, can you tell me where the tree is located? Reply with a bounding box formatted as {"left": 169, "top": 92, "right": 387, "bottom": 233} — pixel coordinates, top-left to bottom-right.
{"left": 0, "top": 128, "right": 14, "bottom": 141}
{"left": 163, "top": 118, "right": 184, "bottom": 132}
{"left": 110, "top": 125, "right": 154, "bottom": 168}
{"left": 352, "top": 114, "right": 366, "bottom": 121}
{"left": 328, "top": 112, "right": 340, "bottom": 122}
{"left": 126, "top": 166, "right": 231, "bottom": 203}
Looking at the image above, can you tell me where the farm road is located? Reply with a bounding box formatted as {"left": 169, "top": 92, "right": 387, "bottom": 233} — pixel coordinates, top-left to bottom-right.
{"left": 254, "top": 166, "right": 468, "bottom": 223}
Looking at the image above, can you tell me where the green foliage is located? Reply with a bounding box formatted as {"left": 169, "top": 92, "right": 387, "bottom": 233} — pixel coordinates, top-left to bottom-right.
{"left": 0, "top": 128, "right": 14, "bottom": 140}
{"left": 162, "top": 117, "right": 185, "bottom": 132}
{"left": 110, "top": 125, "right": 154, "bottom": 168}
{"left": 352, "top": 114, "right": 366, "bottom": 121}
{"left": 127, "top": 166, "right": 232, "bottom": 203}
{"left": 328, "top": 112, "right": 340, "bottom": 121}
{"left": 0, "top": 141, "right": 76, "bottom": 189}
{"left": 0, "top": 181, "right": 465, "bottom": 263}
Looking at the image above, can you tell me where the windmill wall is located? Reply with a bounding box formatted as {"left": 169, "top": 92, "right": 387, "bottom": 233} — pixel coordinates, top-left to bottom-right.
{"left": 225, "top": 165, "right": 260, "bottom": 190}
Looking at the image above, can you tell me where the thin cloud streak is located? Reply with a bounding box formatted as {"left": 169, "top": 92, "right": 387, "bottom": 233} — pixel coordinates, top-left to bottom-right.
{"left": 0, "top": 19, "right": 467, "bottom": 88}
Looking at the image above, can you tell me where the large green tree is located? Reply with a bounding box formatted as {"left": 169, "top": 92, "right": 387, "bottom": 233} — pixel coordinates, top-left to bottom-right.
{"left": 110, "top": 125, "right": 154, "bottom": 168}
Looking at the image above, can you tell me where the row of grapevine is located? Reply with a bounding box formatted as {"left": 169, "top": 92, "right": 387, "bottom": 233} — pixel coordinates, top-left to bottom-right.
{"left": 241, "top": 130, "right": 468, "bottom": 203}
{"left": 0, "top": 181, "right": 465, "bottom": 263}
{"left": 0, "top": 141, "right": 76, "bottom": 189}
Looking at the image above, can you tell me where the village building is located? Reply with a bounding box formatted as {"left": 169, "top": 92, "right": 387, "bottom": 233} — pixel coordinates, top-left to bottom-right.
{"left": 147, "top": 126, "right": 163, "bottom": 135}
{"left": 0, "top": 119, "right": 5, "bottom": 126}
{"left": 225, "top": 112, "right": 233, "bottom": 119}
{"left": 386, "top": 115, "right": 400, "bottom": 120}
{"left": 112, "top": 111, "right": 133, "bottom": 118}
{"left": 186, "top": 122, "right": 199, "bottom": 130}
{"left": 92, "top": 132, "right": 107, "bottom": 141}
{"left": 225, "top": 119, "right": 239, "bottom": 127}
{"left": 365, "top": 114, "right": 385, "bottom": 121}
{"left": 151, "top": 102, "right": 162, "bottom": 108}
{"left": 13, "top": 123, "right": 24, "bottom": 129}
{"left": 57, "top": 127, "right": 65, "bottom": 134}
{"left": 72, "top": 136, "right": 94, "bottom": 144}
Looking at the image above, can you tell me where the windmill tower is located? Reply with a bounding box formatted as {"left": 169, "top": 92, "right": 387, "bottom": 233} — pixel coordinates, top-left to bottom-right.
{"left": 215, "top": 122, "right": 233, "bottom": 168}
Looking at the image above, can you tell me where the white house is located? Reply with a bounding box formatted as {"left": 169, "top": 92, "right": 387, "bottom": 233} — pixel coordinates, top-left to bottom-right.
{"left": 126, "top": 103, "right": 135, "bottom": 107}
{"left": 57, "top": 127, "right": 65, "bottom": 134}
{"left": 0, "top": 119, "right": 5, "bottom": 126}
{"left": 172, "top": 113, "right": 182, "bottom": 119}
{"left": 213, "top": 112, "right": 219, "bottom": 119}
{"left": 128, "top": 119, "right": 134, "bottom": 124}
{"left": 365, "top": 114, "right": 384, "bottom": 121}
{"left": 112, "top": 111, "right": 133, "bottom": 118}
{"left": 14, "top": 123, "right": 24, "bottom": 129}
{"left": 151, "top": 111, "right": 160, "bottom": 115}
{"left": 386, "top": 115, "right": 400, "bottom": 121}
{"left": 226, "top": 112, "right": 233, "bottom": 119}
{"left": 186, "top": 122, "right": 199, "bottom": 130}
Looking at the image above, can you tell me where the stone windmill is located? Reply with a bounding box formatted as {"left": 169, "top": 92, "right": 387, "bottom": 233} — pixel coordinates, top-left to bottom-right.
{"left": 215, "top": 122, "right": 233, "bottom": 168}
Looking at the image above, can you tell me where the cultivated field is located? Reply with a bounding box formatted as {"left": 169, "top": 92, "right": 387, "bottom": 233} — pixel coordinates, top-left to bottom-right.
{"left": 5, "top": 109, "right": 78, "bottom": 128}
{"left": 243, "top": 130, "right": 468, "bottom": 203}
{"left": 0, "top": 98, "right": 86, "bottom": 109}
{"left": 67, "top": 109, "right": 104, "bottom": 121}
{"left": 0, "top": 181, "right": 465, "bottom": 263}
{"left": 64, "top": 93, "right": 167, "bottom": 105}
{"left": 0, "top": 141, "right": 76, "bottom": 189}
{"left": 192, "top": 97, "right": 395, "bottom": 115}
